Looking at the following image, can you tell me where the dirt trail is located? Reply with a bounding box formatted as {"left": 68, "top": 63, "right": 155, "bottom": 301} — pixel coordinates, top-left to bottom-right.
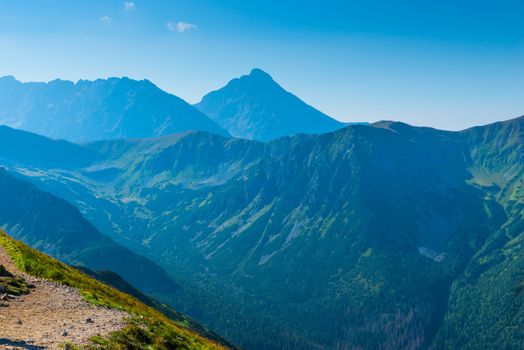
{"left": 0, "top": 246, "right": 127, "bottom": 349}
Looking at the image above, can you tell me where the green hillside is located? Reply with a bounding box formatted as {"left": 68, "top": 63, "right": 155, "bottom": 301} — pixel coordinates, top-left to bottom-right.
{"left": 431, "top": 117, "right": 524, "bottom": 349}
{"left": 0, "top": 167, "right": 178, "bottom": 295}
{"left": 0, "top": 117, "right": 522, "bottom": 349}
{"left": 0, "top": 230, "right": 234, "bottom": 350}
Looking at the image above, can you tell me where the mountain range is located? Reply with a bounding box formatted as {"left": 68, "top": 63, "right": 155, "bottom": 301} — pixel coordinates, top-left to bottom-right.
{"left": 0, "top": 69, "right": 348, "bottom": 144}
{"left": 0, "top": 75, "right": 229, "bottom": 142}
{"left": 0, "top": 115, "right": 522, "bottom": 349}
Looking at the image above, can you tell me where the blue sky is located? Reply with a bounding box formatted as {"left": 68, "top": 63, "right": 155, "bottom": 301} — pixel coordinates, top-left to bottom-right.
{"left": 0, "top": 0, "right": 522, "bottom": 130}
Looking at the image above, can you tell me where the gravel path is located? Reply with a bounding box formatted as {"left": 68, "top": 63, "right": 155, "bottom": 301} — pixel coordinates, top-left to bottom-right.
{"left": 0, "top": 246, "right": 127, "bottom": 349}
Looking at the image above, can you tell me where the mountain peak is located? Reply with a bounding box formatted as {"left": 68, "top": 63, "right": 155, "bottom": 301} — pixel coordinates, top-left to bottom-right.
{"left": 237, "top": 68, "right": 278, "bottom": 89}
{"left": 0, "top": 75, "right": 17, "bottom": 82}
{"left": 195, "top": 69, "right": 345, "bottom": 141}
{"left": 247, "top": 68, "right": 274, "bottom": 81}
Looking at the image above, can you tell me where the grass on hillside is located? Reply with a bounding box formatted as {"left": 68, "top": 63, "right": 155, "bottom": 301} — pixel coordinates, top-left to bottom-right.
{"left": 0, "top": 263, "right": 33, "bottom": 296}
{"left": 0, "top": 230, "right": 229, "bottom": 350}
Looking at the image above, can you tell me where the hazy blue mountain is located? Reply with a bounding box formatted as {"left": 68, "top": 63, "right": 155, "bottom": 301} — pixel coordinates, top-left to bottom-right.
{"left": 0, "top": 167, "right": 179, "bottom": 294}
{"left": 0, "top": 117, "right": 522, "bottom": 349}
{"left": 0, "top": 125, "right": 99, "bottom": 168}
{"left": 195, "top": 69, "right": 345, "bottom": 141}
{"left": 0, "top": 75, "right": 229, "bottom": 142}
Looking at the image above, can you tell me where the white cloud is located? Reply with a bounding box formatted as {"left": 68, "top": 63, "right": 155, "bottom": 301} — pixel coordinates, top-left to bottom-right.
{"left": 100, "top": 16, "right": 113, "bottom": 24}
{"left": 177, "top": 22, "right": 197, "bottom": 32}
{"left": 167, "top": 21, "right": 197, "bottom": 33}
{"left": 166, "top": 22, "right": 176, "bottom": 32}
{"left": 124, "top": 2, "right": 135, "bottom": 11}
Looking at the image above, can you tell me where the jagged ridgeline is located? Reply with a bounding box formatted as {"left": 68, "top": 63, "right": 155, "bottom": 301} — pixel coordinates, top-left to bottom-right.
{"left": 0, "top": 230, "right": 236, "bottom": 349}
{"left": 0, "top": 111, "right": 522, "bottom": 349}
{"left": 0, "top": 76, "right": 229, "bottom": 142}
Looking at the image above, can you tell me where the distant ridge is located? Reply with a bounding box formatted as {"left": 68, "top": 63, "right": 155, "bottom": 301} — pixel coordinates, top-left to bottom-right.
{"left": 195, "top": 68, "right": 345, "bottom": 141}
{"left": 0, "top": 76, "right": 229, "bottom": 142}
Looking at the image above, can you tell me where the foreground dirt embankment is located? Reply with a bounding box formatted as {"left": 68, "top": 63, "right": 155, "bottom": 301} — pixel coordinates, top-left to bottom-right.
{"left": 0, "top": 246, "right": 127, "bottom": 350}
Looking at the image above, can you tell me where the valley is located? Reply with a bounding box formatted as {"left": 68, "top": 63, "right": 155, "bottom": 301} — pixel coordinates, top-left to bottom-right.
{"left": 0, "top": 116, "right": 522, "bottom": 349}
{"left": 1, "top": 2, "right": 521, "bottom": 348}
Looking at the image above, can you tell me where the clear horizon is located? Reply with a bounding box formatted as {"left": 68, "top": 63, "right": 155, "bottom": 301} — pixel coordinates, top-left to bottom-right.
{"left": 0, "top": 0, "right": 522, "bottom": 130}
{"left": 2, "top": 72, "right": 522, "bottom": 132}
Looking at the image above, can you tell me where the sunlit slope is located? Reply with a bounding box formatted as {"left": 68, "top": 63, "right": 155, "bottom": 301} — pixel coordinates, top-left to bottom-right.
{"left": 0, "top": 230, "right": 234, "bottom": 350}
{"left": 1, "top": 116, "right": 522, "bottom": 349}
